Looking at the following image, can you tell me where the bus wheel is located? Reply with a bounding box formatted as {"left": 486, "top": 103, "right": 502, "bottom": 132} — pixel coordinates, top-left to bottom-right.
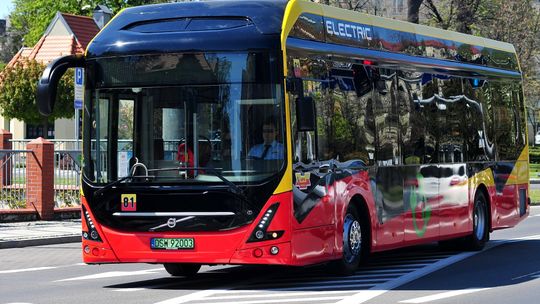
{"left": 332, "top": 205, "right": 370, "bottom": 275}
{"left": 163, "top": 263, "right": 201, "bottom": 277}
{"left": 465, "top": 191, "right": 489, "bottom": 251}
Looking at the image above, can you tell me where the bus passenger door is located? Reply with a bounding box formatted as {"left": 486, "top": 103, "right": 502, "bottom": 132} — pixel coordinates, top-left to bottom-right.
{"left": 289, "top": 74, "right": 336, "bottom": 263}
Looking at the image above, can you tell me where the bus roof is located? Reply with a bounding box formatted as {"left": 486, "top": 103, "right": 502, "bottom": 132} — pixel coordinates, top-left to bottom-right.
{"left": 86, "top": 0, "right": 519, "bottom": 72}
{"left": 283, "top": 0, "right": 519, "bottom": 72}
{"left": 86, "top": 0, "right": 289, "bottom": 57}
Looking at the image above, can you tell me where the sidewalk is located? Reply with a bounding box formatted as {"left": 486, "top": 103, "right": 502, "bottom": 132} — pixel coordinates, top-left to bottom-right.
{"left": 0, "top": 219, "right": 81, "bottom": 249}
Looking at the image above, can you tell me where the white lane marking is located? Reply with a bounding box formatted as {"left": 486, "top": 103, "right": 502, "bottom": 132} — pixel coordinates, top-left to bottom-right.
{"left": 175, "top": 296, "right": 345, "bottom": 304}
{"left": 335, "top": 251, "right": 478, "bottom": 304}
{"left": 202, "top": 290, "right": 355, "bottom": 300}
{"left": 336, "top": 234, "right": 540, "bottom": 304}
{"left": 155, "top": 234, "right": 540, "bottom": 304}
{"left": 55, "top": 268, "right": 162, "bottom": 282}
{"left": 0, "top": 267, "right": 56, "bottom": 274}
{"left": 155, "top": 289, "right": 231, "bottom": 304}
{"left": 114, "top": 288, "right": 147, "bottom": 292}
{"left": 399, "top": 288, "right": 491, "bottom": 303}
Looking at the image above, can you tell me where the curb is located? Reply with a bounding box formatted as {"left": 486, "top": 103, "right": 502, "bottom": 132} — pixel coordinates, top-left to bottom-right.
{"left": 0, "top": 235, "right": 81, "bottom": 249}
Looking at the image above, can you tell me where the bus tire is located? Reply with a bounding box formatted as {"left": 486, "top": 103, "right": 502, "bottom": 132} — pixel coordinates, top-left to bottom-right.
{"left": 464, "top": 191, "right": 489, "bottom": 251}
{"left": 331, "top": 204, "right": 370, "bottom": 275}
{"left": 163, "top": 263, "right": 201, "bottom": 277}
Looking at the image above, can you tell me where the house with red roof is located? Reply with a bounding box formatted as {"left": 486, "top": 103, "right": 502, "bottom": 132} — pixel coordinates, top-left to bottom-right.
{"left": 3, "top": 7, "right": 110, "bottom": 139}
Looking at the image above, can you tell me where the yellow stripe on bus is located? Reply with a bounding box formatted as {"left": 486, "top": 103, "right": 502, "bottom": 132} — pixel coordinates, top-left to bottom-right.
{"left": 469, "top": 167, "right": 495, "bottom": 190}
{"left": 510, "top": 146, "right": 530, "bottom": 186}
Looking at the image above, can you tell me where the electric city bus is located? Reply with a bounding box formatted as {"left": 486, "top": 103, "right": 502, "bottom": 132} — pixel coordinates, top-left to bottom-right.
{"left": 38, "top": 0, "right": 529, "bottom": 276}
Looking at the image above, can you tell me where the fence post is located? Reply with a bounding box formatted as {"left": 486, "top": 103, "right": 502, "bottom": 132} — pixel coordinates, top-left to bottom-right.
{"left": 0, "top": 130, "right": 12, "bottom": 185}
{"left": 27, "top": 137, "right": 54, "bottom": 220}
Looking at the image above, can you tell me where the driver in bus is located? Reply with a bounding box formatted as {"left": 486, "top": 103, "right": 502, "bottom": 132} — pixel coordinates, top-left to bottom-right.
{"left": 248, "top": 120, "right": 284, "bottom": 160}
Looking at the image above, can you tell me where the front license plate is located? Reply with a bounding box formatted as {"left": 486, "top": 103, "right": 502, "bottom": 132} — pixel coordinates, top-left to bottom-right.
{"left": 151, "top": 238, "right": 194, "bottom": 250}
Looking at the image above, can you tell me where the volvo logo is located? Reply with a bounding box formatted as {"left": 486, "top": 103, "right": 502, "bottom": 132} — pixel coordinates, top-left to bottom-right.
{"left": 167, "top": 218, "right": 177, "bottom": 228}
{"left": 148, "top": 216, "right": 195, "bottom": 231}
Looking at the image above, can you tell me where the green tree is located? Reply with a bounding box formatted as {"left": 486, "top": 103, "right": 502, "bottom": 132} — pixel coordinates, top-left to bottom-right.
{"left": 0, "top": 59, "right": 74, "bottom": 138}
{"left": 10, "top": 0, "right": 170, "bottom": 47}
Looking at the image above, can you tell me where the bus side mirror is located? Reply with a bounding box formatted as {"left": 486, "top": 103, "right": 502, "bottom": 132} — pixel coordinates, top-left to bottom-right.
{"left": 38, "top": 54, "right": 85, "bottom": 116}
{"left": 295, "top": 97, "right": 316, "bottom": 132}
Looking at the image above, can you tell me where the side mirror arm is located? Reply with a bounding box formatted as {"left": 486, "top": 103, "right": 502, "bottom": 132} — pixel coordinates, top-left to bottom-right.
{"left": 38, "top": 54, "right": 85, "bottom": 116}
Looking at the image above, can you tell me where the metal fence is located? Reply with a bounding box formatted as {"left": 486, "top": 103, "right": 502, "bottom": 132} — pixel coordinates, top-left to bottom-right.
{"left": 10, "top": 139, "right": 82, "bottom": 151}
{"left": 54, "top": 150, "right": 81, "bottom": 208}
{"left": 1, "top": 140, "right": 83, "bottom": 209}
{"left": 0, "top": 150, "right": 31, "bottom": 209}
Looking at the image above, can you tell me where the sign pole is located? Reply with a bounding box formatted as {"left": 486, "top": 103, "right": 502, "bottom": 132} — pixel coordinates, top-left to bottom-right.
{"left": 74, "top": 67, "right": 84, "bottom": 150}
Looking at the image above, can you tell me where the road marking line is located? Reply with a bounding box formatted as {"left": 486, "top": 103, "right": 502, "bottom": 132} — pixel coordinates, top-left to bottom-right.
{"left": 55, "top": 268, "right": 162, "bottom": 282}
{"left": 154, "top": 289, "right": 231, "bottom": 304}
{"left": 335, "top": 251, "right": 478, "bottom": 304}
{"left": 155, "top": 233, "right": 540, "bottom": 304}
{"left": 202, "top": 290, "right": 356, "bottom": 300}
{"left": 181, "top": 296, "right": 346, "bottom": 304}
{"left": 113, "top": 288, "right": 147, "bottom": 292}
{"left": 0, "top": 267, "right": 56, "bottom": 274}
{"left": 399, "top": 288, "right": 491, "bottom": 303}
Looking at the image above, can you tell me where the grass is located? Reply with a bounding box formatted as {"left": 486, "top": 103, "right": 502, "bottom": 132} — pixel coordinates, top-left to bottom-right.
{"left": 530, "top": 189, "right": 540, "bottom": 205}
{"left": 530, "top": 163, "right": 540, "bottom": 178}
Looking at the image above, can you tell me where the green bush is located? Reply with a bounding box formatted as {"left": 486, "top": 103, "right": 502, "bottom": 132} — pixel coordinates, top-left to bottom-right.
{"left": 530, "top": 146, "right": 540, "bottom": 163}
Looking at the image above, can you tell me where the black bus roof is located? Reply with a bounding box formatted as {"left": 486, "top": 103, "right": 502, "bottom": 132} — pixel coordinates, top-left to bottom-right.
{"left": 86, "top": 0, "right": 289, "bottom": 57}
{"left": 86, "top": 0, "right": 519, "bottom": 72}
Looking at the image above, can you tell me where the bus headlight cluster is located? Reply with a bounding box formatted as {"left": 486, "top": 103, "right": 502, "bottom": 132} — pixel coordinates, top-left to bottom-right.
{"left": 82, "top": 206, "right": 102, "bottom": 242}
{"left": 248, "top": 203, "right": 284, "bottom": 242}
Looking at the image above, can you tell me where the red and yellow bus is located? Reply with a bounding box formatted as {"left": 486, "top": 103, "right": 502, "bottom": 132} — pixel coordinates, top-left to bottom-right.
{"left": 38, "top": 0, "right": 529, "bottom": 276}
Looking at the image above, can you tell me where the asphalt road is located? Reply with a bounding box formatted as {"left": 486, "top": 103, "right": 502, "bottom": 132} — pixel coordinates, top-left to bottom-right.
{"left": 1, "top": 207, "right": 540, "bottom": 304}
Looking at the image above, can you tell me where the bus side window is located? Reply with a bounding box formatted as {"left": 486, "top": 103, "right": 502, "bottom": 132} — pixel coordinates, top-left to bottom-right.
{"left": 374, "top": 68, "right": 400, "bottom": 166}
{"left": 398, "top": 70, "right": 423, "bottom": 165}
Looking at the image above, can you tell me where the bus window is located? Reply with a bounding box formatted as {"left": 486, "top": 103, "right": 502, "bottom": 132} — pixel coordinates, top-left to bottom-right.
{"left": 437, "top": 77, "right": 465, "bottom": 163}
{"left": 420, "top": 75, "right": 439, "bottom": 164}
{"left": 374, "top": 68, "right": 400, "bottom": 166}
{"left": 117, "top": 99, "right": 134, "bottom": 178}
{"left": 328, "top": 61, "right": 375, "bottom": 165}
{"left": 492, "top": 82, "right": 518, "bottom": 161}
{"left": 398, "top": 70, "right": 423, "bottom": 165}
{"left": 288, "top": 56, "right": 328, "bottom": 164}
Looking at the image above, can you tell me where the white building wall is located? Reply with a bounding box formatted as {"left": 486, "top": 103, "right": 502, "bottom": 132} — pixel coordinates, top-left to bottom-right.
{"left": 54, "top": 118, "right": 76, "bottom": 139}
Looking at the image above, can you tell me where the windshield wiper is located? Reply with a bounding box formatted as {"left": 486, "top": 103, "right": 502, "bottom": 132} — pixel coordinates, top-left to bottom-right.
{"left": 94, "top": 175, "right": 155, "bottom": 197}
{"left": 147, "top": 167, "right": 249, "bottom": 201}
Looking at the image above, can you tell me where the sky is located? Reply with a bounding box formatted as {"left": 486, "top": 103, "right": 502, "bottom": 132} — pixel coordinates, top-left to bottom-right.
{"left": 0, "top": 0, "right": 13, "bottom": 19}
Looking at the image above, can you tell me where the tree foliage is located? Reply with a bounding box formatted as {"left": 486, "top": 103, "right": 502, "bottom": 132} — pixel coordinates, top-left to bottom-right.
{"left": 423, "top": 0, "right": 540, "bottom": 131}
{"left": 10, "top": 0, "right": 170, "bottom": 47}
{"left": 0, "top": 59, "right": 74, "bottom": 125}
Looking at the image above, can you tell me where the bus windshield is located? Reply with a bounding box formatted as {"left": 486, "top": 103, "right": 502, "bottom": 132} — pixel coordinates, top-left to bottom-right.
{"left": 83, "top": 52, "right": 285, "bottom": 184}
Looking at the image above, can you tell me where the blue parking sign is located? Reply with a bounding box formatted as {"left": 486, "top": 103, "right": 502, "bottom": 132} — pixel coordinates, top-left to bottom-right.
{"left": 74, "top": 68, "right": 84, "bottom": 109}
{"left": 75, "top": 68, "right": 84, "bottom": 85}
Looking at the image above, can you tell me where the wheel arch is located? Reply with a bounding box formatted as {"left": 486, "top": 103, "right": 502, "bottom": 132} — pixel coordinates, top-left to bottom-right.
{"left": 347, "top": 194, "right": 373, "bottom": 252}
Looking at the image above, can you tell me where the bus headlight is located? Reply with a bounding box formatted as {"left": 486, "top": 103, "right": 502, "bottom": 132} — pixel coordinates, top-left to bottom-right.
{"left": 248, "top": 203, "right": 284, "bottom": 242}
{"left": 82, "top": 206, "right": 102, "bottom": 242}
